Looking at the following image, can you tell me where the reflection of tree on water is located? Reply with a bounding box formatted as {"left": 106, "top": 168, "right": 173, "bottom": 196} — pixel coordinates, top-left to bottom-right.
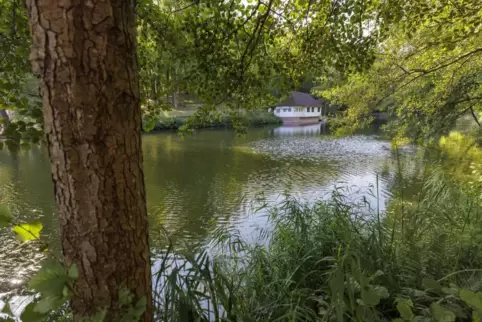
{"left": 143, "top": 129, "right": 284, "bottom": 248}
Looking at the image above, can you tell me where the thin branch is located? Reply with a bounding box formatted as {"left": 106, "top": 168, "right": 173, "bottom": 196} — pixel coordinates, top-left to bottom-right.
{"left": 470, "top": 106, "right": 481, "bottom": 127}
{"left": 170, "top": 2, "right": 197, "bottom": 14}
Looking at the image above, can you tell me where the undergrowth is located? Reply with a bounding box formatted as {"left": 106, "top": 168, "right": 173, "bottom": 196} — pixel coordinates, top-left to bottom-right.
{"left": 152, "top": 167, "right": 482, "bottom": 321}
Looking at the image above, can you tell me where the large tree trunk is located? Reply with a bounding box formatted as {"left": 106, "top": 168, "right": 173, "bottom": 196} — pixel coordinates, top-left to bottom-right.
{"left": 25, "top": 0, "right": 153, "bottom": 320}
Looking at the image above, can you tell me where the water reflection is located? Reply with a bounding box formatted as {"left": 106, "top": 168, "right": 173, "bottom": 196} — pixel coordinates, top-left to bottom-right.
{"left": 0, "top": 124, "right": 420, "bottom": 293}
{"left": 272, "top": 123, "right": 326, "bottom": 136}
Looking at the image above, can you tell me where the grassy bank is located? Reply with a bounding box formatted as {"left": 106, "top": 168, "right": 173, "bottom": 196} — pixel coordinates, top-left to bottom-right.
{"left": 148, "top": 111, "right": 282, "bottom": 131}
{"left": 153, "top": 164, "right": 482, "bottom": 321}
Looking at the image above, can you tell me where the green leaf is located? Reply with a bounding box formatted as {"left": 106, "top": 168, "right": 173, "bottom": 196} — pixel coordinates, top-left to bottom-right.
{"left": 1, "top": 302, "right": 13, "bottom": 316}
{"left": 29, "top": 259, "right": 69, "bottom": 297}
{"left": 362, "top": 288, "right": 381, "bottom": 306}
{"left": 441, "top": 287, "right": 458, "bottom": 296}
{"left": 34, "top": 296, "right": 66, "bottom": 314}
{"left": 13, "top": 221, "right": 43, "bottom": 241}
{"left": 0, "top": 205, "right": 13, "bottom": 228}
{"left": 118, "top": 287, "right": 134, "bottom": 307}
{"left": 68, "top": 264, "right": 79, "bottom": 279}
{"left": 422, "top": 278, "right": 442, "bottom": 292}
{"left": 397, "top": 301, "right": 414, "bottom": 320}
{"left": 460, "top": 289, "right": 482, "bottom": 311}
{"left": 473, "top": 310, "right": 482, "bottom": 322}
{"left": 83, "top": 310, "right": 107, "bottom": 322}
{"left": 371, "top": 285, "right": 389, "bottom": 299}
{"left": 431, "top": 303, "right": 456, "bottom": 322}
{"left": 20, "top": 302, "right": 47, "bottom": 322}
{"left": 121, "top": 296, "right": 147, "bottom": 322}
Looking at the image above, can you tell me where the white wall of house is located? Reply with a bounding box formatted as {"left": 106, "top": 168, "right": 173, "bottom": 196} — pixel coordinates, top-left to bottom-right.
{"left": 272, "top": 106, "right": 322, "bottom": 118}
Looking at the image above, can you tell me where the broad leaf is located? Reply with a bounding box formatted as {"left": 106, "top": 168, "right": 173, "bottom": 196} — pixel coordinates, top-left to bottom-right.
{"left": 460, "top": 289, "right": 482, "bottom": 311}
{"left": 397, "top": 300, "right": 414, "bottom": 321}
{"left": 361, "top": 288, "right": 381, "bottom": 306}
{"left": 431, "top": 303, "right": 456, "bottom": 322}
{"left": 13, "top": 221, "right": 43, "bottom": 241}
{"left": 20, "top": 303, "right": 47, "bottom": 322}
{"left": 422, "top": 278, "right": 442, "bottom": 292}
{"left": 34, "top": 296, "right": 66, "bottom": 314}
{"left": 28, "top": 259, "right": 69, "bottom": 297}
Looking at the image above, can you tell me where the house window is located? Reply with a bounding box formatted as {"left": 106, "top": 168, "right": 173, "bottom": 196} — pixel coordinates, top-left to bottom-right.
{"left": 283, "top": 108, "right": 288, "bottom": 112}
{"left": 275, "top": 109, "right": 280, "bottom": 113}
{"left": 288, "top": 108, "right": 292, "bottom": 112}
{"left": 318, "top": 107, "right": 321, "bottom": 112}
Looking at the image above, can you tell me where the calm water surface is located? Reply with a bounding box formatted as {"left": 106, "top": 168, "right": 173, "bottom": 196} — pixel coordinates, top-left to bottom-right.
{"left": 0, "top": 124, "right": 418, "bottom": 294}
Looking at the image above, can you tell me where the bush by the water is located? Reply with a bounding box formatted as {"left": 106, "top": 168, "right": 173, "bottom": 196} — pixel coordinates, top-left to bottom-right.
{"left": 148, "top": 111, "right": 282, "bottom": 131}
{"left": 153, "top": 167, "right": 482, "bottom": 321}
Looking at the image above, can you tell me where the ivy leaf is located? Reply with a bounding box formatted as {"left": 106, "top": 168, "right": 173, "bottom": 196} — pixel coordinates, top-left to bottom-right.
{"left": 34, "top": 296, "right": 66, "bottom": 314}
{"left": 0, "top": 205, "right": 13, "bottom": 228}
{"left": 396, "top": 299, "right": 414, "bottom": 321}
{"left": 13, "top": 221, "right": 43, "bottom": 241}
{"left": 68, "top": 264, "right": 79, "bottom": 280}
{"left": 460, "top": 289, "right": 482, "bottom": 311}
{"left": 29, "top": 259, "right": 69, "bottom": 297}
{"left": 20, "top": 303, "right": 47, "bottom": 322}
{"left": 431, "top": 303, "right": 456, "bottom": 322}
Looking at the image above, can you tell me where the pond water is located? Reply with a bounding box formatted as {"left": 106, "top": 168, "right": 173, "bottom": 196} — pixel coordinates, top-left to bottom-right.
{"left": 0, "top": 123, "right": 418, "bottom": 294}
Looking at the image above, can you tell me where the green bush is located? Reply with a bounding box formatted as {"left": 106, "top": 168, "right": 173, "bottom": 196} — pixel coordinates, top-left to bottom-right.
{"left": 144, "top": 111, "right": 281, "bottom": 132}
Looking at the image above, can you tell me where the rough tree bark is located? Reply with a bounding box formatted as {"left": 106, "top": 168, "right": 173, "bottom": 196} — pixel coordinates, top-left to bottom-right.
{"left": 25, "top": 0, "right": 153, "bottom": 320}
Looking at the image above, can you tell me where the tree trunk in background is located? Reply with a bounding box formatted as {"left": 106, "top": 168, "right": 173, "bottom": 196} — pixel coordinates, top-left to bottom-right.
{"left": 25, "top": 0, "right": 153, "bottom": 320}
{"left": 0, "top": 109, "right": 10, "bottom": 135}
{"left": 172, "top": 68, "right": 178, "bottom": 109}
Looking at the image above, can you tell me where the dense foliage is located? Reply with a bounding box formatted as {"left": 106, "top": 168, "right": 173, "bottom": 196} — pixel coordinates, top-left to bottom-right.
{"left": 321, "top": 0, "right": 482, "bottom": 140}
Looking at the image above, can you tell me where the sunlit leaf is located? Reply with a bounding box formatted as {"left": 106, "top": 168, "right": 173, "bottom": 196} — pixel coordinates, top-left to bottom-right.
{"left": 13, "top": 221, "right": 42, "bottom": 241}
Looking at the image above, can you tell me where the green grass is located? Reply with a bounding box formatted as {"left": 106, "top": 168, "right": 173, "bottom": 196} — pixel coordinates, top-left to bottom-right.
{"left": 152, "top": 166, "right": 482, "bottom": 321}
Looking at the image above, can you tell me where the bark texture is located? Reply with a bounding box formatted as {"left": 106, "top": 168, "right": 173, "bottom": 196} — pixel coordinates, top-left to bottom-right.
{"left": 25, "top": 0, "right": 153, "bottom": 320}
